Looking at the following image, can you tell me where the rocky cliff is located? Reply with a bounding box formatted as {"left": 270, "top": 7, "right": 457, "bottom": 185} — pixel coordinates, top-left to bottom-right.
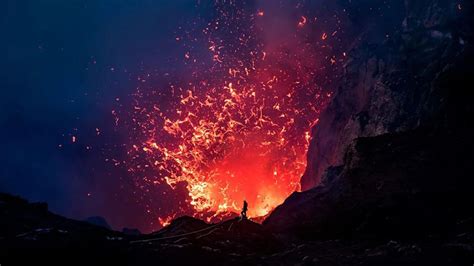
{"left": 301, "top": 0, "right": 473, "bottom": 189}
{"left": 265, "top": 0, "right": 474, "bottom": 243}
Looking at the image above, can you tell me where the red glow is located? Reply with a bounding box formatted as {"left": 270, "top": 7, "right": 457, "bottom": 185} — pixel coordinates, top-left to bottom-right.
{"left": 118, "top": 2, "right": 341, "bottom": 229}
{"left": 298, "top": 16, "right": 307, "bottom": 28}
{"left": 321, "top": 32, "right": 328, "bottom": 40}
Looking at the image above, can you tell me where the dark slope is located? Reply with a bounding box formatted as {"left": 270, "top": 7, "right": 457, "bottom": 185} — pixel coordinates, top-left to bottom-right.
{"left": 265, "top": 126, "right": 473, "bottom": 240}
{"left": 0, "top": 193, "right": 128, "bottom": 265}
{"left": 263, "top": 0, "right": 474, "bottom": 264}
{"left": 2, "top": 186, "right": 472, "bottom": 265}
{"left": 0, "top": 195, "right": 282, "bottom": 265}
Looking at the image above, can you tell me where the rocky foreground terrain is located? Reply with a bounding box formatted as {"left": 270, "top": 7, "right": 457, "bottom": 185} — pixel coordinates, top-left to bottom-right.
{"left": 1, "top": 0, "right": 473, "bottom": 265}
{"left": 1, "top": 185, "right": 472, "bottom": 265}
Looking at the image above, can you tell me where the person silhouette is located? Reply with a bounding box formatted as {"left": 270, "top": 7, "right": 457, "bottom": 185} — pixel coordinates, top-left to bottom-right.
{"left": 241, "top": 200, "right": 248, "bottom": 220}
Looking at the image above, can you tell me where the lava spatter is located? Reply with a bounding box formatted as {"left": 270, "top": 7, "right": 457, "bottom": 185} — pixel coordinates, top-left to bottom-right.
{"left": 119, "top": 1, "right": 341, "bottom": 229}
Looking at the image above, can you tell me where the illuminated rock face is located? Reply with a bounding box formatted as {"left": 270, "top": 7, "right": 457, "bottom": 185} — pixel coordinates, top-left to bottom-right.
{"left": 268, "top": 0, "right": 474, "bottom": 236}
{"left": 300, "top": 0, "right": 471, "bottom": 190}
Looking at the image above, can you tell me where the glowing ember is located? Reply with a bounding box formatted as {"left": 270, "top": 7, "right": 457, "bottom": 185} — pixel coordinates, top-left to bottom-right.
{"left": 118, "top": 2, "right": 340, "bottom": 228}
{"left": 298, "top": 16, "right": 307, "bottom": 28}
{"left": 158, "top": 215, "right": 175, "bottom": 227}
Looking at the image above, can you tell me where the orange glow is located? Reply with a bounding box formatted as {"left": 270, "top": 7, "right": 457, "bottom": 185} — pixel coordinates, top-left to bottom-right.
{"left": 121, "top": 2, "right": 335, "bottom": 227}
{"left": 298, "top": 16, "right": 307, "bottom": 27}
{"left": 158, "top": 215, "right": 175, "bottom": 227}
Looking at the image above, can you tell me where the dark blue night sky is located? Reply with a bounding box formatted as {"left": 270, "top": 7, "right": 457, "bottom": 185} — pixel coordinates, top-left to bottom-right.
{"left": 1, "top": 0, "right": 215, "bottom": 231}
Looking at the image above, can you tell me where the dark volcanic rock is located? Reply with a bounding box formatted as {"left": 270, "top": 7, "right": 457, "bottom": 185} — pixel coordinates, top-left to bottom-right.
{"left": 122, "top": 227, "right": 141, "bottom": 236}
{"left": 85, "top": 216, "right": 112, "bottom": 230}
{"left": 301, "top": 0, "right": 474, "bottom": 189}
{"left": 0, "top": 193, "right": 127, "bottom": 265}
{"left": 151, "top": 216, "right": 210, "bottom": 237}
{"left": 265, "top": 127, "right": 474, "bottom": 239}
{"left": 138, "top": 216, "right": 281, "bottom": 255}
{"left": 1, "top": 192, "right": 472, "bottom": 265}
{"left": 0, "top": 193, "right": 283, "bottom": 265}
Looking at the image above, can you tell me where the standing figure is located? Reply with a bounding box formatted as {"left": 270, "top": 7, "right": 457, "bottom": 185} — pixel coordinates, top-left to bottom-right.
{"left": 241, "top": 200, "right": 248, "bottom": 220}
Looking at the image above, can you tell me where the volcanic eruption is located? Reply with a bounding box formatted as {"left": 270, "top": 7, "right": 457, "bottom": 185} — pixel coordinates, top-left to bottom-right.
{"left": 3, "top": 0, "right": 473, "bottom": 265}
{"left": 116, "top": 1, "right": 344, "bottom": 229}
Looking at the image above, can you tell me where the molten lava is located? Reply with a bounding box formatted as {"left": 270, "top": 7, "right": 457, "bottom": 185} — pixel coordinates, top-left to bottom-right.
{"left": 119, "top": 1, "right": 342, "bottom": 229}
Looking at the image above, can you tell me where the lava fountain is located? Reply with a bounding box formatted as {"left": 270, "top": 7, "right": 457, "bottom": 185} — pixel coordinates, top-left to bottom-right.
{"left": 118, "top": 1, "right": 341, "bottom": 228}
